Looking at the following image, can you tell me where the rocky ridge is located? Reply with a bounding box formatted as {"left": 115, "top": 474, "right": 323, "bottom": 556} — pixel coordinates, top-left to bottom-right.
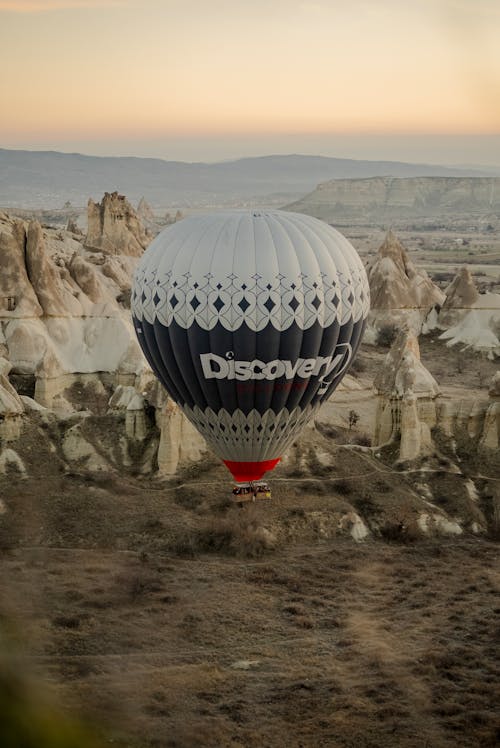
{"left": 373, "top": 329, "right": 499, "bottom": 460}
{"left": 285, "top": 175, "right": 500, "bottom": 224}
{"left": 0, "top": 194, "right": 205, "bottom": 479}
{"left": 423, "top": 266, "right": 500, "bottom": 358}
{"left": 367, "top": 230, "right": 500, "bottom": 358}
{"left": 365, "top": 230, "right": 445, "bottom": 342}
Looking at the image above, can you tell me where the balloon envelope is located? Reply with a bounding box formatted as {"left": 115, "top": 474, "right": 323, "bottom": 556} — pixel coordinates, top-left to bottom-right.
{"left": 131, "top": 210, "right": 370, "bottom": 482}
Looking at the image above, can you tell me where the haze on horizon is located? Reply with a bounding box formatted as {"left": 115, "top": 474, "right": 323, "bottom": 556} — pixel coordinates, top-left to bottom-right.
{"left": 1, "top": 0, "right": 499, "bottom": 166}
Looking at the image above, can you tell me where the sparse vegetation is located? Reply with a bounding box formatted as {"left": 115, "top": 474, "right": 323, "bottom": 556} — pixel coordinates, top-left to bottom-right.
{"left": 351, "top": 432, "right": 371, "bottom": 446}
{"left": 172, "top": 514, "right": 276, "bottom": 558}
{"left": 1, "top": 427, "right": 500, "bottom": 748}
{"left": 348, "top": 409, "right": 360, "bottom": 430}
{"left": 376, "top": 324, "right": 398, "bottom": 347}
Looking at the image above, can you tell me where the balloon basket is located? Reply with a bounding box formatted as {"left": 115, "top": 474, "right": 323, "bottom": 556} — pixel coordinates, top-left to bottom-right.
{"left": 231, "top": 481, "right": 272, "bottom": 505}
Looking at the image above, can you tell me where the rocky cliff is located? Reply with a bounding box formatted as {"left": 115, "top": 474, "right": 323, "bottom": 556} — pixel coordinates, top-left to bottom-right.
{"left": 285, "top": 176, "right": 500, "bottom": 224}
{"left": 423, "top": 267, "right": 500, "bottom": 358}
{"left": 86, "top": 191, "right": 150, "bottom": 256}
{"left": 0, "top": 195, "right": 206, "bottom": 479}
{"left": 373, "top": 329, "right": 440, "bottom": 461}
{"left": 373, "top": 329, "right": 499, "bottom": 463}
{"left": 365, "top": 230, "right": 445, "bottom": 342}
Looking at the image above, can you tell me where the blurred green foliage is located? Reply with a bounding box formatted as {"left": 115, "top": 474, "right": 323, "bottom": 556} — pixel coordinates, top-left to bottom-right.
{"left": 0, "top": 660, "right": 103, "bottom": 748}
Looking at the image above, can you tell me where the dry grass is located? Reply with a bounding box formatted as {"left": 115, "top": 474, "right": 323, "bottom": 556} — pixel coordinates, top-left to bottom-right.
{"left": 0, "top": 422, "right": 499, "bottom": 747}
{"left": 1, "top": 482, "right": 499, "bottom": 747}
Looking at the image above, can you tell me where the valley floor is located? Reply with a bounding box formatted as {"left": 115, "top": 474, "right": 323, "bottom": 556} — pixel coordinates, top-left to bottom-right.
{"left": 0, "top": 465, "right": 499, "bottom": 748}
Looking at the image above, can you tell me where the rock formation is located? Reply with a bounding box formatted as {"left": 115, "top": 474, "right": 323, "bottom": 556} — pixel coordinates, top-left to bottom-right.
{"left": 66, "top": 217, "right": 82, "bottom": 235}
{"left": 0, "top": 201, "right": 211, "bottom": 481}
{"left": 423, "top": 267, "right": 500, "bottom": 358}
{"left": 0, "top": 216, "right": 43, "bottom": 317}
{"left": 373, "top": 329, "right": 440, "bottom": 460}
{"left": 85, "top": 192, "right": 149, "bottom": 257}
{"left": 156, "top": 400, "right": 206, "bottom": 476}
{"left": 369, "top": 230, "right": 444, "bottom": 310}
{"left": 137, "top": 197, "right": 155, "bottom": 223}
{"left": 479, "top": 372, "right": 500, "bottom": 451}
{"left": 0, "top": 205, "right": 150, "bottom": 410}
{"left": 374, "top": 329, "right": 499, "bottom": 461}
{"left": 442, "top": 266, "right": 479, "bottom": 314}
{"left": 0, "top": 357, "right": 24, "bottom": 442}
{"left": 25, "top": 221, "right": 82, "bottom": 316}
{"left": 365, "top": 230, "right": 445, "bottom": 342}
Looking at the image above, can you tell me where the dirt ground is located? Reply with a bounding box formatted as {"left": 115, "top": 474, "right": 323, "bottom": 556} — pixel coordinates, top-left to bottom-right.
{"left": 1, "top": 451, "right": 499, "bottom": 748}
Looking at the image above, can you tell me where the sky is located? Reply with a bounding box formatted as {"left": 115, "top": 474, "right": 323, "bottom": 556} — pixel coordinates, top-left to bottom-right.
{"left": 0, "top": 0, "right": 499, "bottom": 165}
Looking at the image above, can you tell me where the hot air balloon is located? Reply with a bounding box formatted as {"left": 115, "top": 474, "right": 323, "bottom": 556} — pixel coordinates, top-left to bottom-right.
{"left": 131, "top": 210, "right": 369, "bottom": 493}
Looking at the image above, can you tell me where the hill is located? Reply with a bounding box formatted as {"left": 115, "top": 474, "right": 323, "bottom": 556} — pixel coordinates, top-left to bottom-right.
{"left": 0, "top": 149, "right": 490, "bottom": 209}
{"left": 285, "top": 175, "right": 500, "bottom": 224}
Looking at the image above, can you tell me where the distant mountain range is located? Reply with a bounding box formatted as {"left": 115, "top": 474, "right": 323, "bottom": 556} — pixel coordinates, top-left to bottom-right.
{"left": 0, "top": 149, "right": 496, "bottom": 210}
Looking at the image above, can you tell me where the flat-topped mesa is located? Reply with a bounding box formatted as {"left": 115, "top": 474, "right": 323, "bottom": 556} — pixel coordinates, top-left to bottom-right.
{"left": 85, "top": 191, "right": 149, "bottom": 257}
{"left": 285, "top": 176, "right": 500, "bottom": 223}
{"left": 368, "top": 230, "right": 444, "bottom": 311}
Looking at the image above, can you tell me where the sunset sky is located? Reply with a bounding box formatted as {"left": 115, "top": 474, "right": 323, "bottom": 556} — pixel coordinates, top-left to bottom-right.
{"left": 1, "top": 0, "right": 499, "bottom": 164}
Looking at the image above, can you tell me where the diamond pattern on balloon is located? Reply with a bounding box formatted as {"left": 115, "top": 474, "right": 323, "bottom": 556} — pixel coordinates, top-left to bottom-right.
{"left": 263, "top": 297, "right": 276, "bottom": 312}
{"left": 238, "top": 297, "right": 251, "bottom": 313}
{"left": 134, "top": 256, "right": 369, "bottom": 332}
{"left": 182, "top": 404, "right": 322, "bottom": 461}
{"left": 213, "top": 296, "right": 225, "bottom": 312}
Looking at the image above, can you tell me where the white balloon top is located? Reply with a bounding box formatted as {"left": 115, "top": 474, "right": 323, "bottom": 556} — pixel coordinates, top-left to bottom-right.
{"left": 132, "top": 210, "right": 369, "bottom": 332}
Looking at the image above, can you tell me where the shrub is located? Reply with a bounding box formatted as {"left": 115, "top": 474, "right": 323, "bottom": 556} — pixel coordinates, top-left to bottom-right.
{"left": 173, "top": 515, "right": 277, "bottom": 558}
{"left": 352, "top": 433, "right": 371, "bottom": 446}
{"left": 348, "top": 410, "right": 360, "bottom": 430}
{"left": 334, "top": 479, "right": 352, "bottom": 496}
{"left": 379, "top": 521, "right": 420, "bottom": 544}
{"left": 376, "top": 325, "right": 398, "bottom": 347}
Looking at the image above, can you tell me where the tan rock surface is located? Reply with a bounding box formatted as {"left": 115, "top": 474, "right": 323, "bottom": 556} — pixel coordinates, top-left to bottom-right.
{"left": 373, "top": 330, "right": 440, "bottom": 460}
{"left": 25, "top": 221, "right": 82, "bottom": 316}
{"left": 157, "top": 400, "right": 206, "bottom": 475}
{"left": 137, "top": 197, "right": 155, "bottom": 222}
{"left": 480, "top": 372, "right": 500, "bottom": 451}
{"left": 85, "top": 192, "right": 149, "bottom": 257}
{"left": 0, "top": 206, "right": 147, "bottom": 387}
{"left": 442, "top": 266, "right": 480, "bottom": 311}
{"left": 374, "top": 329, "right": 440, "bottom": 398}
{"left": 368, "top": 231, "right": 444, "bottom": 312}
{"left": 0, "top": 217, "right": 43, "bottom": 317}
{"left": 286, "top": 175, "right": 500, "bottom": 222}
{"left": 423, "top": 268, "right": 500, "bottom": 358}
